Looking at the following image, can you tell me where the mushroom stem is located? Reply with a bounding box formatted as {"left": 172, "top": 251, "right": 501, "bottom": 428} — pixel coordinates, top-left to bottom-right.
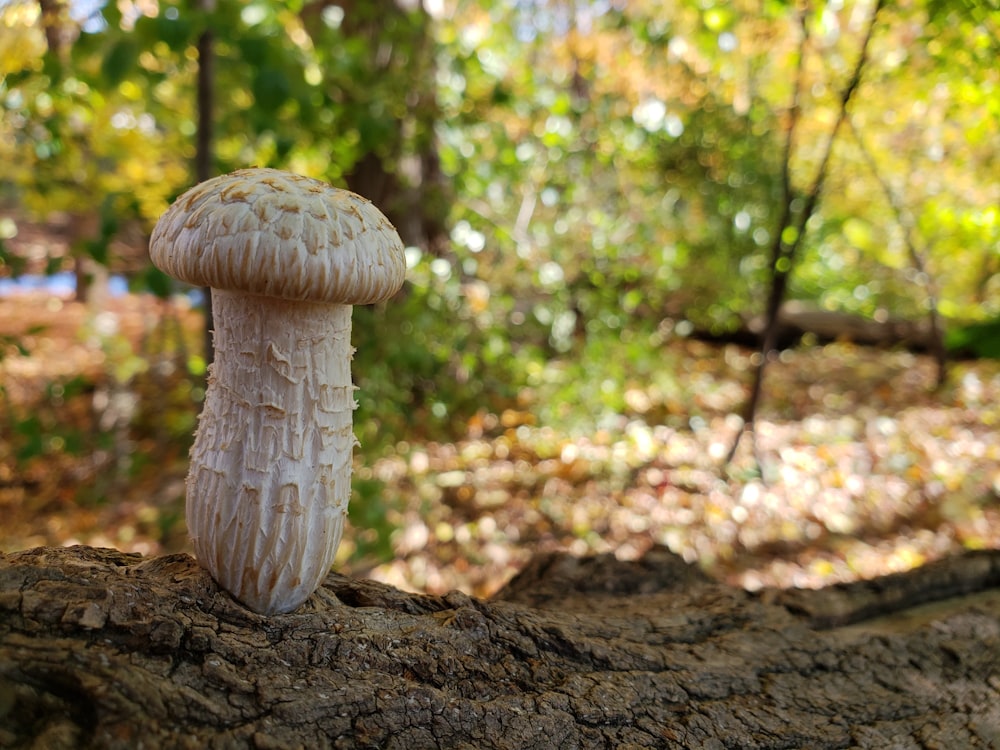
{"left": 187, "top": 288, "right": 356, "bottom": 615}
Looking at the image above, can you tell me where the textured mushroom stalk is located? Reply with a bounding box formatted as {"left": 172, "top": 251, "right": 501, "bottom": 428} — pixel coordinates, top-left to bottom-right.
{"left": 149, "top": 168, "right": 405, "bottom": 615}
{"left": 188, "top": 290, "right": 355, "bottom": 615}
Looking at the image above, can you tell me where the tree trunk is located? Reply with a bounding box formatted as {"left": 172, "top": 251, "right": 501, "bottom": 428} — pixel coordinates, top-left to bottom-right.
{"left": 195, "top": 0, "right": 216, "bottom": 369}
{"left": 301, "top": 0, "right": 451, "bottom": 256}
{"left": 3, "top": 545, "right": 1000, "bottom": 749}
{"left": 744, "top": 300, "right": 940, "bottom": 352}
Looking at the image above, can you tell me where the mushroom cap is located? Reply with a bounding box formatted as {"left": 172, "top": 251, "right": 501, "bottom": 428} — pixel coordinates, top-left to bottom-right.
{"left": 150, "top": 168, "right": 406, "bottom": 305}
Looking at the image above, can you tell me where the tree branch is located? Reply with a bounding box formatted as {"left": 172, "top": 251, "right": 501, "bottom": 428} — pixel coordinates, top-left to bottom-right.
{"left": 196, "top": 0, "right": 216, "bottom": 369}
{"left": 6, "top": 545, "right": 1000, "bottom": 748}
{"left": 727, "top": 0, "right": 886, "bottom": 467}
{"left": 846, "top": 116, "right": 948, "bottom": 386}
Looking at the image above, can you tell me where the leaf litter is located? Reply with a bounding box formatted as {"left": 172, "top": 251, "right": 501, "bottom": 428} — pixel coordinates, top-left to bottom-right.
{"left": 2, "top": 293, "right": 999, "bottom": 600}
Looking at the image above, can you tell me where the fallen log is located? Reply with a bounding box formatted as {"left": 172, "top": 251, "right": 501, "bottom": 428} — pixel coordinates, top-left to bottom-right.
{"left": 2, "top": 545, "right": 1000, "bottom": 748}
{"left": 691, "top": 300, "right": 941, "bottom": 354}
{"left": 754, "top": 301, "right": 939, "bottom": 352}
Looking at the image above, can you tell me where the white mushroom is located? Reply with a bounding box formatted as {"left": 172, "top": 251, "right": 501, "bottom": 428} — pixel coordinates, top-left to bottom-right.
{"left": 149, "top": 168, "right": 405, "bottom": 615}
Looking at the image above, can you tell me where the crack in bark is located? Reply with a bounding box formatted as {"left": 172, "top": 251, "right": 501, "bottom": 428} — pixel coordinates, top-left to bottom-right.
{"left": 3, "top": 546, "right": 1000, "bottom": 748}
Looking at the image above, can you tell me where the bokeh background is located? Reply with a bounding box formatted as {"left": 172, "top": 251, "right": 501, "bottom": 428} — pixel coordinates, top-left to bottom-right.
{"left": 1, "top": 0, "right": 998, "bottom": 596}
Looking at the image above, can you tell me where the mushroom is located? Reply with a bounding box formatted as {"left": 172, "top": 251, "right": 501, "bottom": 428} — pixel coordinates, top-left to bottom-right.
{"left": 149, "top": 168, "right": 405, "bottom": 615}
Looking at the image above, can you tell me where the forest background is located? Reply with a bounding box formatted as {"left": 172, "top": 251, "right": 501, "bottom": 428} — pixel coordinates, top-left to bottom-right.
{"left": 1, "top": 0, "right": 998, "bottom": 598}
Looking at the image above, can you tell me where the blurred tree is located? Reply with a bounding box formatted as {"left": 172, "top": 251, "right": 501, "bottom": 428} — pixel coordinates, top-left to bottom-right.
{"left": 0, "top": 0, "right": 997, "bottom": 443}
{"left": 195, "top": 0, "right": 217, "bottom": 365}
{"left": 300, "top": 0, "right": 450, "bottom": 252}
{"left": 433, "top": 0, "right": 998, "bottom": 430}
{"left": 728, "top": 0, "right": 884, "bottom": 464}
{"left": 0, "top": 0, "right": 191, "bottom": 294}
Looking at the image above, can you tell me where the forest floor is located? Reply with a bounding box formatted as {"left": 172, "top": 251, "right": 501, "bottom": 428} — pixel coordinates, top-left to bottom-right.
{"left": 2, "top": 290, "right": 999, "bottom": 598}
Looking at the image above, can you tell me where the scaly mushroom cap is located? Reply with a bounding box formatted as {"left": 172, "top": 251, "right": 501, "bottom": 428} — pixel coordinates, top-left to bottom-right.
{"left": 150, "top": 168, "right": 406, "bottom": 305}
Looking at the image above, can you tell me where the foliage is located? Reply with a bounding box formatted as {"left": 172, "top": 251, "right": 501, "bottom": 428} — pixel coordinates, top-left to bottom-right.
{"left": 946, "top": 318, "right": 1000, "bottom": 359}
{"left": 0, "top": 1, "right": 189, "bottom": 262}
{"left": 442, "top": 0, "right": 997, "bottom": 332}
{"left": 3, "top": 0, "right": 997, "bottom": 362}
{"left": 353, "top": 249, "right": 529, "bottom": 448}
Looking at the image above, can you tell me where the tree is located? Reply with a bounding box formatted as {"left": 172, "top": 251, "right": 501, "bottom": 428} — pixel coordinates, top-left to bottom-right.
{"left": 0, "top": 0, "right": 188, "bottom": 299}
{"left": 430, "top": 0, "right": 999, "bottom": 439}
{"left": 3, "top": 544, "right": 1000, "bottom": 747}
{"left": 727, "top": 0, "right": 885, "bottom": 464}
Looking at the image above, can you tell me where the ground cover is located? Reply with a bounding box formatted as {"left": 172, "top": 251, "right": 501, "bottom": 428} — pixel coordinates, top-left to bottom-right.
{"left": 1, "top": 291, "right": 998, "bottom": 598}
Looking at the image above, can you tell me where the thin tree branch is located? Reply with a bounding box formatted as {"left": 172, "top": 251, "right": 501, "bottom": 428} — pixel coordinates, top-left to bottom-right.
{"left": 725, "top": 4, "right": 811, "bottom": 467}
{"left": 847, "top": 116, "right": 948, "bottom": 386}
{"left": 197, "top": 0, "right": 216, "bottom": 369}
{"left": 727, "top": 0, "right": 886, "bottom": 467}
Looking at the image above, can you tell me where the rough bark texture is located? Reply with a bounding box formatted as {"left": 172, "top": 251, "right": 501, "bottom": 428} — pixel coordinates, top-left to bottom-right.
{"left": 3, "top": 545, "right": 1000, "bottom": 749}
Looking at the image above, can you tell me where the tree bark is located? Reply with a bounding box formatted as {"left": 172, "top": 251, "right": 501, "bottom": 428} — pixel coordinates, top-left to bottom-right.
{"left": 195, "top": 0, "right": 216, "bottom": 369}
{"left": 3, "top": 545, "right": 1000, "bottom": 749}
{"left": 743, "top": 300, "right": 940, "bottom": 352}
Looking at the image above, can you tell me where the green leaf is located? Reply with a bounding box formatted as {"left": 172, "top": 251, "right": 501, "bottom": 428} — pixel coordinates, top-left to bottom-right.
{"left": 101, "top": 40, "right": 138, "bottom": 87}
{"left": 842, "top": 218, "right": 873, "bottom": 251}
{"left": 237, "top": 36, "right": 270, "bottom": 65}
{"left": 82, "top": 238, "right": 109, "bottom": 265}
{"left": 101, "top": 1, "right": 124, "bottom": 30}
{"left": 41, "top": 50, "right": 63, "bottom": 82}
{"left": 0, "top": 238, "right": 27, "bottom": 276}
{"left": 946, "top": 319, "right": 1000, "bottom": 358}
{"left": 252, "top": 67, "right": 291, "bottom": 111}
{"left": 138, "top": 14, "right": 194, "bottom": 53}
{"left": 14, "top": 415, "right": 46, "bottom": 463}
{"left": 143, "top": 266, "right": 174, "bottom": 299}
